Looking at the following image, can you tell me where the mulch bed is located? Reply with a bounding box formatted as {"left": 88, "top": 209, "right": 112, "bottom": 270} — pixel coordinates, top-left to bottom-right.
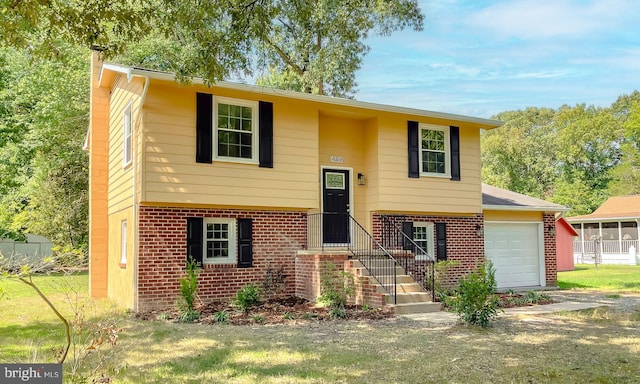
{"left": 136, "top": 296, "right": 395, "bottom": 325}
{"left": 136, "top": 291, "right": 554, "bottom": 325}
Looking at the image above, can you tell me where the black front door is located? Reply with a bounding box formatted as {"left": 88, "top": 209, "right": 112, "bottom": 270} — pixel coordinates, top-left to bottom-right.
{"left": 322, "top": 169, "right": 350, "bottom": 244}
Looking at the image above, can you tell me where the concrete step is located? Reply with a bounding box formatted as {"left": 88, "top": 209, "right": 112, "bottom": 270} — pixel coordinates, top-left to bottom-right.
{"left": 392, "top": 301, "right": 442, "bottom": 314}
{"left": 393, "top": 291, "right": 433, "bottom": 304}
{"left": 354, "top": 265, "right": 406, "bottom": 276}
{"left": 378, "top": 282, "right": 424, "bottom": 294}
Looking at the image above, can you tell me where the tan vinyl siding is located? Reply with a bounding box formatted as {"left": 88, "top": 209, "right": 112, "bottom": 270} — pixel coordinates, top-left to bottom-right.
{"left": 107, "top": 75, "right": 143, "bottom": 214}
{"left": 484, "top": 210, "right": 544, "bottom": 222}
{"left": 375, "top": 114, "right": 482, "bottom": 214}
{"left": 107, "top": 208, "right": 135, "bottom": 309}
{"left": 318, "top": 114, "right": 368, "bottom": 225}
{"left": 141, "top": 81, "right": 318, "bottom": 209}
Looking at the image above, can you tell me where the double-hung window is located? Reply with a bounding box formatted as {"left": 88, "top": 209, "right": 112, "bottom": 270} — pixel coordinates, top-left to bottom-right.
{"left": 420, "top": 124, "right": 450, "bottom": 177}
{"left": 412, "top": 222, "right": 434, "bottom": 260}
{"left": 204, "top": 218, "right": 236, "bottom": 264}
{"left": 122, "top": 102, "right": 132, "bottom": 167}
{"left": 215, "top": 97, "right": 258, "bottom": 162}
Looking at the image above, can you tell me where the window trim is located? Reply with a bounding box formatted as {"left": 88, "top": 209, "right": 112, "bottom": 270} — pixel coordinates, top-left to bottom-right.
{"left": 213, "top": 96, "right": 259, "bottom": 164}
{"left": 122, "top": 102, "right": 133, "bottom": 168}
{"left": 419, "top": 124, "right": 450, "bottom": 178}
{"left": 203, "top": 218, "right": 237, "bottom": 265}
{"left": 120, "top": 220, "right": 127, "bottom": 268}
{"left": 412, "top": 221, "right": 435, "bottom": 260}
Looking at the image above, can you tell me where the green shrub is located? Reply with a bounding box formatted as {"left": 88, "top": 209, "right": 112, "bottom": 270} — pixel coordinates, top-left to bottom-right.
{"left": 234, "top": 284, "right": 261, "bottom": 313}
{"left": 329, "top": 307, "right": 347, "bottom": 319}
{"left": 177, "top": 257, "right": 200, "bottom": 321}
{"left": 283, "top": 311, "right": 295, "bottom": 320}
{"left": 318, "top": 262, "right": 354, "bottom": 309}
{"left": 250, "top": 314, "right": 265, "bottom": 324}
{"left": 450, "top": 261, "right": 501, "bottom": 327}
{"left": 213, "top": 310, "right": 229, "bottom": 324}
{"left": 180, "top": 309, "right": 200, "bottom": 323}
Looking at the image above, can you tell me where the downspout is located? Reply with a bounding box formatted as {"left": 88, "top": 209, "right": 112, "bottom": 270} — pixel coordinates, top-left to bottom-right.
{"left": 132, "top": 76, "right": 150, "bottom": 311}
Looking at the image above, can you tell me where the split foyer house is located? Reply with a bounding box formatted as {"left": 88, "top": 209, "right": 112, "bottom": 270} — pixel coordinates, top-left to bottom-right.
{"left": 87, "top": 52, "right": 563, "bottom": 312}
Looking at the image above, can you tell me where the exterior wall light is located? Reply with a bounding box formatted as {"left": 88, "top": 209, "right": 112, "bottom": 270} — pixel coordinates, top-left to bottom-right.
{"left": 357, "top": 173, "right": 366, "bottom": 185}
{"left": 475, "top": 224, "right": 483, "bottom": 237}
{"left": 547, "top": 225, "right": 556, "bottom": 237}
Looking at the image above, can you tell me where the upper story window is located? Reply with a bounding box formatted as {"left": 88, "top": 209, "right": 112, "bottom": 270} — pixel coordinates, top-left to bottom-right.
{"left": 214, "top": 97, "right": 258, "bottom": 163}
{"left": 122, "top": 102, "right": 132, "bottom": 167}
{"left": 420, "top": 124, "right": 450, "bottom": 177}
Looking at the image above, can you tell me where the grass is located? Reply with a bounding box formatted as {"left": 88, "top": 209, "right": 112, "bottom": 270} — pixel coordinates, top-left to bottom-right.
{"left": 1, "top": 273, "right": 639, "bottom": 383}
{"left": 558, "top": 264, "right": 640, "bottom": 292}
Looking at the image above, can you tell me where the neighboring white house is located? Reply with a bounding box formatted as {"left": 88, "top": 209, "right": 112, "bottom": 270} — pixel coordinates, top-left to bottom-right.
{"left": 566, "top": 195, "right": 640, "bottom": 265}
{"left": 0, "top": 234, "right": 54, "bottom": 265}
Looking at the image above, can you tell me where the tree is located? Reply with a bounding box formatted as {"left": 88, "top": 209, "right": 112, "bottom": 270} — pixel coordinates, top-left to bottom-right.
{"left": 116, "top": 0, "right": 424, "bottom": 97}
{"left": 254, "top": 0, "right": 424, "bottom": 97}
{"left": 608, "top": 101, "right": 640, "bottom": 195}
{"left": 0, "top": 44, "right": 89, "bottom": 249}
{"left": 481, "top": 107, "right": 557, "bottom": 199}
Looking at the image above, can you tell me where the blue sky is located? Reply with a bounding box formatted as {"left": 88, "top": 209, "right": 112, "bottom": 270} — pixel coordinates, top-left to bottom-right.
{"left": 356, "top": 0, "right": 640, "bottom": 118}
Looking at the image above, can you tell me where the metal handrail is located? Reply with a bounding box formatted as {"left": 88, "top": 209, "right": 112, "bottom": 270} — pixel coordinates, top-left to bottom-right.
{"left": 380, "top": 215, "right": 436, "bottom": 301}
{"left": 307, "top": 213, "right": 400, "bottom": 304}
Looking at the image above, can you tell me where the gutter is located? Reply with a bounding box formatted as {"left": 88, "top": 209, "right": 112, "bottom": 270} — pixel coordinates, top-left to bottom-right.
{"left": 131, "top": 76, "right": 150, "bottom": 312}
{"left": 482, "top": 204, "right": 571, "bottom": 213}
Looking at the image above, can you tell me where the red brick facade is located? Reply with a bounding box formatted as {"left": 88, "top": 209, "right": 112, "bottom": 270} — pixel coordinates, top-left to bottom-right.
{"left": 372, "top": 213, "right": 485, "bottom": 287}
{"left": 136, "top": 206, "right": 306, "bottom": 311}
{"left": 134, "top": 207, "right": 557, "bottom": 311}
{"left": 543, "top": 213, "right": 558, "bottom": 287}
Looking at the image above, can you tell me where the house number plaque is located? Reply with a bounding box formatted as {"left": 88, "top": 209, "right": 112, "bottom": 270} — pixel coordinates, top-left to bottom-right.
{"left": 330, "top": 155, "right": 344, "bottom": 163}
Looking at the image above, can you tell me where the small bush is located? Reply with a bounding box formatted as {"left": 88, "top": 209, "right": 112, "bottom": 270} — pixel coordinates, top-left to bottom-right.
{"left": 250, "top": 314, "right": 265, "bottom": 324}
{"left": 234, "top": 284, "right": 261, "bottom": 313}
{"left": 213, "top": 310, "right": 228, "bottom": 324}
{"left": 329, "top": 307, "right": 347, "bottom": 319}
{"left": 449, "top": 261, "right": 501, "bottom": 327}
{"left": 283, "top": 311, "right": 295, "bottom": 320}
{"left": 318, "top": 262, "right": 354, "bottom": 309}
{"left": 178, "top": 257, "right": 200, "bottom": 321}
{"left": 180, "top": 309, "right": 200, "bottom": 323}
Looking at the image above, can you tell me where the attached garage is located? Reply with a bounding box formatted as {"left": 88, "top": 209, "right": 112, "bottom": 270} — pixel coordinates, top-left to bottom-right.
{"left": 482, "top": 184, "right": 569, "bottom": 289}
{"left": 484, "top": 222, "right": 543, "bottom": 288}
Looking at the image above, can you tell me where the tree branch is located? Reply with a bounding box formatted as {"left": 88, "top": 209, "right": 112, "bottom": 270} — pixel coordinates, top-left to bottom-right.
{"left": 19, "top": 276, "right": 71, "bottom": 364}
{"left": 263, "top": 37, "right": 304, "bottom": 76}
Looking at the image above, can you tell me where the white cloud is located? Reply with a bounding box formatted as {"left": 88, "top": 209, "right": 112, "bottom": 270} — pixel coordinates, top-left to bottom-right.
{"left": 469, "top": 0, "right": 634, "bottom": 40}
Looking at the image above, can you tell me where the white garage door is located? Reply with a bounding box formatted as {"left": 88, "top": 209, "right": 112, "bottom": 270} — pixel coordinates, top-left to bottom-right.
{"left": 484, "top": 222, "right": 543, "bottom": 288}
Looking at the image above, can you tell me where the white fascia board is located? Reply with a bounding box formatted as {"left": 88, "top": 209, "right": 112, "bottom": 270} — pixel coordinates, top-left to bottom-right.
{"left": 120, "top": 66, "right": 504, "bottom": 129}
{"left": 99, "top": 63, "right": 133, "bottom": 86}
{"left": 566, "top": 216, "right": 640, "bottom": 223}
{"left": 482, "top": 204, "right": 570, "bottom": 213}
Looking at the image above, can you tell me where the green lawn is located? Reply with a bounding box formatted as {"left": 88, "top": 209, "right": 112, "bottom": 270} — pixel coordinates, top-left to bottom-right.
{"left": 558, "top": 264, "right": 640, "bottom": 292}
{"left": 1, "top": 273, "right": 639, "bottom": 383}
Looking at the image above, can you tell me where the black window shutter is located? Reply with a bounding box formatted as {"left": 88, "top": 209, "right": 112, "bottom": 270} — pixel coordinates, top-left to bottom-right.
{"left": 408, "top": 121, "right": 419, "bottom": 178}
{"left": 436, "top": 223, "right": 447, "bottom": 261}
{"left": 402, "top": 221, "right": 414, "bottom": 250}
{"left": 450, "top": 126, "right": 460, "bottom": 181}
{"left": 259, "top": 101, "right": 273, "bottom": 168}
{"left": 186, "top": 217, "right": 203, "bottom": 266}
{"left": 196, "top": 93, "right": 213, "bottom": 163}
{"left": 237, "top": 218, "right": 253, "bottom": 268}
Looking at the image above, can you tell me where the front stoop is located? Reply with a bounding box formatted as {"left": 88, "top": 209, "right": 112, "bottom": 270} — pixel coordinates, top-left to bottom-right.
{"left": 348, "top": 261, "right": 442, "bottom": 315}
